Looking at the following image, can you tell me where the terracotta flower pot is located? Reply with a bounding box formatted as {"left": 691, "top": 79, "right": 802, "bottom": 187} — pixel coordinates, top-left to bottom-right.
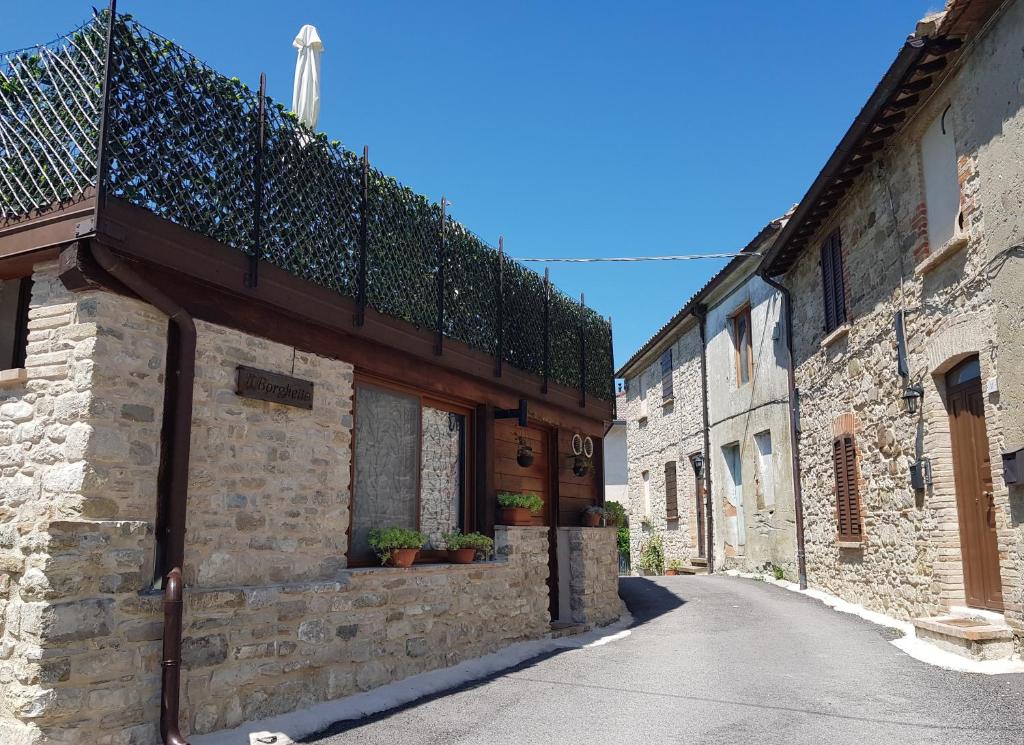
{"left": 498, "top": 507, "right": 533, "bottom": 526}
{"left": 387, "top": 548, "right": 420, "bottom": 568}
{"left": 448, "top": 548, "right": 477, "bottom": 564}
{"left": 665, "top": 568, "right": 679, "bottom": 576}
{"left": 582, "top": 512, "right": 602, "bottom": 527}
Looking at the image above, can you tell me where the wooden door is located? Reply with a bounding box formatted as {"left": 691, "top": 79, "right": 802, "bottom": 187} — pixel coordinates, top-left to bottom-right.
{"left": 946, "top": 358, "right": 1003, "bottom": 611}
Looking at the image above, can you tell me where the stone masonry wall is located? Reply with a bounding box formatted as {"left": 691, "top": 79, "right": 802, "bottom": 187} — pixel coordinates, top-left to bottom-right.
{"left": 786, "top": 3, "right": 1024, "bottom": 631}
{"left": 623, "top": 323, "right": 705, "bottom": 571}
{"left": 565, "top": 527, "right": 625, "bottom": 627}
{"left": 0, "top": 268, "right": 557, "bottom": 744}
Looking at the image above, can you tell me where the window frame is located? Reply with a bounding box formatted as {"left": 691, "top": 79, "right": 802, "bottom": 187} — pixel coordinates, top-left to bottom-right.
{"left": 833, "top": 434, "right": 863, "bottom": 542}
{"left": 1, "top": 277, "right": 32, "bottom": 371}
{"left": 349, "top": 373, "right": 475, "bottom": 566}
{"left": 820, "top": 230, "right": 847, "bottom": 335}
{"left": 731, "top": 304, "right": 753, "bottom": 386}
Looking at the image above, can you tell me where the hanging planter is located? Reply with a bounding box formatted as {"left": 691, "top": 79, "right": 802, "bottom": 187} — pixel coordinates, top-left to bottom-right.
{"left": 572, "top": 454, "right": 591, "bottom": 477}
{"left": 516, "top": 436, "right": 535, "bottom": 467}
{"left": 571, "top": 433, "right": 594, "bottom": 476}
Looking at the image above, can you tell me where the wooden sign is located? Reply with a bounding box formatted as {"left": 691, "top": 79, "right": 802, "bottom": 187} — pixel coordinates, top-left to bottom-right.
{"left": 235, "top": 366, "right": 314, "bottom": 409}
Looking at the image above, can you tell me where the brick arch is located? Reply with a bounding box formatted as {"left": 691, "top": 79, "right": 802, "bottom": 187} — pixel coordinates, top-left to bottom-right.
{"left": 925, "top": 319, "right": 987, "bottom": 378}
{"left": 832, "top": 412, "right": 862, "bottom": 438}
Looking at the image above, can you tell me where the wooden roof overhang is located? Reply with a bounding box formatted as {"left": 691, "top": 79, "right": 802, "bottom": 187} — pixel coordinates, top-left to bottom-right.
{"left": 1, "top": 197, "right": 612, "bottom": 433}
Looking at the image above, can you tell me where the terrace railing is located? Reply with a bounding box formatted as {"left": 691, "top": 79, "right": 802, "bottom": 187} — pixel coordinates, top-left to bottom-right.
{"left": 0, "top": 10, "right": 614, "bottom": 402}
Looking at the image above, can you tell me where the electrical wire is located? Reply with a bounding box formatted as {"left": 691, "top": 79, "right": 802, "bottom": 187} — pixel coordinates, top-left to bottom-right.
{"left": 515, "top": 252, "right": 761, "bottom": 263}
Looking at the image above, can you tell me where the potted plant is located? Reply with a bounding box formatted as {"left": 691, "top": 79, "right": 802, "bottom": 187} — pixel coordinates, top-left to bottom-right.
{"left": 516, "top": 436, "right": 535, "bottom": 467}
{"left": 443, "top": 530, "right": 494, "bottom": 564}
{"left": 367, "top": 527, "right": 426, "bottom": 567}
{"left": 497, "top": 491, "right": 544, "bottom": 525}
{"left": 604, "top": 501, "right": 626, "bottom": 528}
{"left": 572, "top": 454, "right": 592, "bottom": 477}
{"left": 582, "top": 505, "right": 607, "bottom": 527}
{"left": 665, "top": 559, "right": 684, "bottom": 576}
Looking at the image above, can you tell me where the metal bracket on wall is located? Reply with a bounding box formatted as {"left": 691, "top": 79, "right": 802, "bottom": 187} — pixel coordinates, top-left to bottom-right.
{"left": 494, "top": 398, "right": 528, "bottom": 428}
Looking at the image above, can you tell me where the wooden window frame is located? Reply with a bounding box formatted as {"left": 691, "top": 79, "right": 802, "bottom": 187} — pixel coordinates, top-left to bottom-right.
{"left": 664, "top": 460, "right": 678, "bottom": 521}
{"left": 820, "top": 230, "right": 847, "bottom": 335}
{"left": 660, "top": 348, "right": 673, "bottom": 404}
{"left": 349, "top": 372, "right": 476, "bottom": 567}
{"left": 833, "top": 434, "right": 863, "bottom": 542}
{"left": 2, "top": 277, "right": 32, "bottom": 371}
{"left": 731, "top": 304, "right": 753, "bottom": 387}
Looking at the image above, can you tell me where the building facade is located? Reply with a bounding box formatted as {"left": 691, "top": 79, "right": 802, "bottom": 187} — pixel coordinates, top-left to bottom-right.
{"left": 0, "top": 13, "right": 623, "bottom": 745}
{"left": 763, "top": 0, "right": 1024, "bottom": 654}
{"left": 618, "top": 222, "right": 798, "bottom": 576}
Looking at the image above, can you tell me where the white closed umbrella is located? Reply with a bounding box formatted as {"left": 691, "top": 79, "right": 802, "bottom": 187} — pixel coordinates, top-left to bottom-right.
{"left": 292, "top": 24, "right": 323, "bottom": 132}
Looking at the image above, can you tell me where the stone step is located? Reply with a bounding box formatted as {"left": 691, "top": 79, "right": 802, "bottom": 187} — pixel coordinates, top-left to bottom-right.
{"left": 549, "top": 621, "right": 586, "bottom": 639}
{"left": 690, "top": 557, "right": 708, "bottom": 567}
{"left": 912, "top": 615, "right": 1015, "bottom": 662}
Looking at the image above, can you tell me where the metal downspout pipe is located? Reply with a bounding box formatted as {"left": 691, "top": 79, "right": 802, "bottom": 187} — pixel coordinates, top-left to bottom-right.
{"left": 90, "top": 242, "right": 195, "bottom": 745}
{"left": 758, "top": 271, "right": 808, "bottom": 591}
{"left": 693, "top": 305, "right": 714, "bottom": 573}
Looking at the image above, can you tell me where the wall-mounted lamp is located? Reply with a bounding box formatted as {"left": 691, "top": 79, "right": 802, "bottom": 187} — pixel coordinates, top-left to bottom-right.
{"left": 902, "top": 384, "right": 924, "bottom": 416}
{"left": 909, "top": 457, "right": 932, "bottom": 490}
{"left": 692, "top": 453, "right": 705, "bottom": 479}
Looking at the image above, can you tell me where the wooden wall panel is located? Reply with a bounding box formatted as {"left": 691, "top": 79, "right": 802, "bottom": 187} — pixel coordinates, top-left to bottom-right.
{"left": 555, "top": 429, "right": 603, "bottom": 526}
{"left": 495, "top": 422, "right": 550, "bottom": 527}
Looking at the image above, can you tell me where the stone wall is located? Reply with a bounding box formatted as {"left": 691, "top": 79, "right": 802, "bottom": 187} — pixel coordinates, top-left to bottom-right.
{"left": 564, "top": 527, "right": 625, "bottom": 627}
{"left": 622, "top": 323, "right": 705, "bottom": 570}
{"left": 786, "top": 1, "right": 1024, "bottom": 629}
{"left": 0, "top": 269, "right": 564, "bottom": 744}
{"left": 419, "top": 406, "right": 462, "bottom": 549}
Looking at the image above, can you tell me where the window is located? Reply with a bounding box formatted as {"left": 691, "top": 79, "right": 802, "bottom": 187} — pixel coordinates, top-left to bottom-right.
{"left": 351, "top": 382, "right": 470, "bottom": 563}
{"left": 820, "top": 231, "right": 847, "bottom": 334}
{"left": 833, "top": 435, "right": 863, "bottom": 541}
{"left": 921, "top": 105, "right": 962, "bottom": 251}
{"left": 0, "top": 278, "right": 32, "bottom": 370}
{"left": 660, "top": 349, "right": 673, "bottom": 403}
{"left": 641, "top": 470, "right": 650, "bottom": 518}
{"left": 732, "top": 306, "right": 753, "bottom": 386}
{"left": 664, "top": 461, "right": 678, "bottom": 521}
{"left": 754, "top": 430, "right": 774, "bottom": 509}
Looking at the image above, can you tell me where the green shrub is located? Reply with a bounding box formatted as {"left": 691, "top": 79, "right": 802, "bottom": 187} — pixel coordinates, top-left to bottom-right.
{"left": 367, "top": 527, "right": 426, "bottom": 565}
{"left": 772, "top": 564, "right": 785, "bottom": 581}
{"left": 604, "top": 501, "right": 627, "bottom": 527}
{"left": 637, "top": 534, "right": 665, "bottom": 575}
{"left": 496, "top": 491, "right": 544, "bottom": 513}
{"left": 442, "top": 530, "right": 494, "bottom": 557}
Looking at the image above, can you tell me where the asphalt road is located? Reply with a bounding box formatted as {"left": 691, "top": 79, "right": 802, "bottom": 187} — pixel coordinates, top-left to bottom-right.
{"left": 307, "top": 575, "right": 1024, "bottom": 745}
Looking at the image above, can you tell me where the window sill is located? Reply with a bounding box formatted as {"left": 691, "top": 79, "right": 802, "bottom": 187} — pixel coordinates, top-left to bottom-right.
{"left": 915, "top": 233, "right": 970, "bottom": 276}
{"left": 0, "top": 368, "right": 27, "bottom": 388}
{"left": 661, "top": 397, "right": 674, "bottom": 408}
{"left": 836, "top": 539, "right": 864, "bottom": 549}
{"left": 820, "top": 324, "right": 850, "bottom": 350}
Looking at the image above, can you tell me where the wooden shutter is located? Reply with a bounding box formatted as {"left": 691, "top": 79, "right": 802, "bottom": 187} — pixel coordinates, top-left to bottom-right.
{"left": 821, "top": 231, "right": 846, "bottom": 333}
{"left": 660, "top": 349, "right": 673, "bottom": 402}
{"left": 833, "top": 436, "right": 862, "bottom": 540}
{"left": 665, "top": 461, "right": 678, "bottom": 520}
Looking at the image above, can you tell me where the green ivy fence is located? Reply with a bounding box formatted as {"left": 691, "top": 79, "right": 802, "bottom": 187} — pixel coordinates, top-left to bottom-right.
{"left": 0, "top": 11, "right": 614, "bottom": 401}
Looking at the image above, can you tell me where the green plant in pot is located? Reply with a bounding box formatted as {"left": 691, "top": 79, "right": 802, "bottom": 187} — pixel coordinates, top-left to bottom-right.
{"left": 496, "top": 491, "right": 544, "bottom": 525}
{"left": 367, "top": 527, "right": 426, "bottom": 567}
{"left": 582, "top": 505, "right": 607, "bottom": 527}
{"left": 443, "top": 530, "right": 494, "bottom": 564}
{"left": 665, "top": 559, "right": 684, "bottom": 576}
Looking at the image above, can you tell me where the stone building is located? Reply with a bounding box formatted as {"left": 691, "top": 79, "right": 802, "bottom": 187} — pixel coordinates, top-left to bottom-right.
{"left": 0, "top": 13, "right": 622, "bottom": 745}
{"left": 617, "top": 220, "right": 798, "bottom": 576}
{"left": 761, "top": 0, "right": 1024, "bottom": 658}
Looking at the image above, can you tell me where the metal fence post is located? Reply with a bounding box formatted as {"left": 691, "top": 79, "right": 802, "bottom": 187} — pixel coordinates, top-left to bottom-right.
{"left": 495, "top": 236, "right": 504, "bottom": 377}
{"left": 542, "top": 267, "right": 550, "bottom": 394}
{"left": 93, "top": 0, "right": 118, "bottom": 224}
{"left": 579, "top": 293, "right": 587, "bottom": 408}
{"left": 435, "top": 195, "right": 446, "bottom": 355}
{"left": 355, "top": 145, "right": 369, "bottom": 326}
{"left": 245, "top": 72, "right": 266, "bottom": 289}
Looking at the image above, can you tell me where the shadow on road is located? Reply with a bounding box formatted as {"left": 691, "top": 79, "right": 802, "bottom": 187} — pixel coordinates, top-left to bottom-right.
{"left": 301, "top": 578, "right": 675, "bottom": 741}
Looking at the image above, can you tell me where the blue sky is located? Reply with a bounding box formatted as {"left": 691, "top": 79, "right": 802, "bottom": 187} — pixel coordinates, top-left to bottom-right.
{"left": 4, "top": 1, "right": 936, "bottom": 370}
